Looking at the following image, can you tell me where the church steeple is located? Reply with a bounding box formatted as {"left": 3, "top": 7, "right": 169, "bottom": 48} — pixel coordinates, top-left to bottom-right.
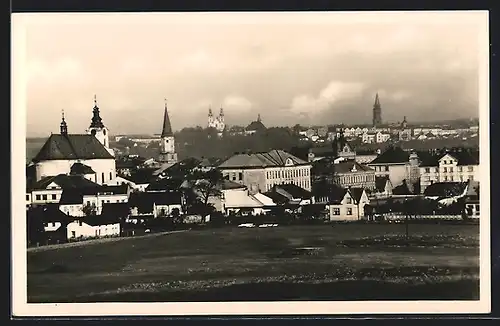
{"left": 219, "top": 106, "right": 224, "bottom": 117}
{"left": 161, "top": 98, "right": 173, "bottom": 137}
{"left": 372, "top": 92, "right": 382, "bottom": 127}
{"left": 374, "top": 93, "right": 380, "bottom": 108}
{"left": 60, "top": 109, "right": 68, "bottom": 135}
{"left": 89, "top": 94, "right": 105, "bottom": 129}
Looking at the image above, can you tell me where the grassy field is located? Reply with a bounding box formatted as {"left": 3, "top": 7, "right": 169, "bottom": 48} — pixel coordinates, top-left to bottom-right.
{"left": 27, "top": 223, "right": 480, "bottom": 303}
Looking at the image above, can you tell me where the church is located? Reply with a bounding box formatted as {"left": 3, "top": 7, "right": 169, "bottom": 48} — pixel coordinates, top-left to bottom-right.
{"left": 30, "top": 97, "right": 117, "bottom": 185}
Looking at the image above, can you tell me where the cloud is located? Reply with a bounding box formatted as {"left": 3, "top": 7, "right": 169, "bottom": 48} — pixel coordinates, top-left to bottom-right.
{"left": 290, "top": 81, "right": 366, "bottom": 117}
{"left": 222, "top": 96, "right": 253, "bottom": 112}
{"left": 27, "top": 57, "right": 86, "bottom": 85}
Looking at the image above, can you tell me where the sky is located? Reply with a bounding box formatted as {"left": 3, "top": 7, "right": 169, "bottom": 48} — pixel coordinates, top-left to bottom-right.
{"left": 14, "top": 11, "right": 487, "bottom": 137}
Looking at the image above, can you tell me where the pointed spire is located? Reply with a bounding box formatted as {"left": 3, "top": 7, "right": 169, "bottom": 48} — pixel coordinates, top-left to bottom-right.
{"left": 161, "top": 98, "right": 173, "bottom": 137}
{"left": 219, "top": 105, "right": 224, "bottom": 117}
{"left": 60, "top": 109, "right": 68, "bottom": 135}
{"left": 374, "top": 93, "right": 380, "bottom": 107}
{"left": 257, "top": 113, "right": 261, "bottom": 122}
{"left": 208, "top": 105, "right": 213, "bottom": 117}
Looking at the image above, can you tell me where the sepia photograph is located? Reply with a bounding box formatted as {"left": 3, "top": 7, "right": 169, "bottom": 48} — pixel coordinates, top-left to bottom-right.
{"left": 12, "top": 11, "right": 490, "bottom": 316}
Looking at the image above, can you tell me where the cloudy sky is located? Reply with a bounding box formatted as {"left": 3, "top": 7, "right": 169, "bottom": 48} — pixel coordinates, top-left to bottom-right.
{"left": 14, "top": 12, "right": 487, "bottom": 137}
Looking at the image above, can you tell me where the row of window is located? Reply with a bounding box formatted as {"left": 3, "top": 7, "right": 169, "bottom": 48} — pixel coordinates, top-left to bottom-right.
{"left": 266, "top": 168, "right": 310, "bottom": 180}
{"left": 265, "top": 180, "right": 311, "bottom": 192}
{"left": 30, "top": 193, "right": 58, "bottom": 201}
{"left": 424, "top": 166, "right": 474, "bottom": 173}
{"left": 373, "top": 166, "right": 390, "bottom": 172}
{"left": 338, "top": 174, "right": 374, "bottom": 185}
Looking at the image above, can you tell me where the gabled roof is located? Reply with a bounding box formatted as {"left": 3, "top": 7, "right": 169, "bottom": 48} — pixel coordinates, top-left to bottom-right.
{"left": 30, "top": 174, "right": 100, "bottom": 191}
{"left": 59, "top": 184, "right": 128, "bottom": 204}
{"left": 375, "top": 176, "right": 390, "bottom": 192}
{"left": 328, "top": 186, "right": 349, "bottom": 205}
{"left": 348, "top": 187, "right": 366, "bottom": 203}
{"left": 70, "top": 162, "right": 96, "bottom": 175}
{"left": 123, "top": 168, "right": 156, "bottom": 184}
{"left": 79, "top": 214, "right": 121, "bottom": 226}
{"left": 197, "top": 157, "right": 223, "bottom": 168}
{"left": 246, "top": 120, "right": 266, "bottom": 131}
{"left": 440, "top": 151, "right": 479, "bottom": 166}
{"left": 59, "top": 190, "right": 84, "bottom": 205}
{"left": 333, "top": 161, "right": 374, "bottom": 174}
{"left": 146, "top": 177, "right": 186, "bottom": 192}
{"left": 368, "top": 146, "right": 409, "bottom": 165}
{"left": 219, "top": 150, "right": 309, "bottom": 169}
{"left": 32, "top": 134, "right": 114, "bottom": 162}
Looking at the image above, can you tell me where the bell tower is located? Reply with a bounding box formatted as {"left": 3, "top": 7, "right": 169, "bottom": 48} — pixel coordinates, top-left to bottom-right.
{"left": 158, "top": 99, "right": 178, "bottom": 164}
{"left": 87, "top": 95, "right": 112, "bottom": 155}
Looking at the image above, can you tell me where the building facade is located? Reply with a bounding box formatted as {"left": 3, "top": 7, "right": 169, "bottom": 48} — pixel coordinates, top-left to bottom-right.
{"left": 331, "top": 160, "right": 376, "bottom": 190}
{"left": 207, "top": 106, "right": 225, "bottom": 133}
{"left": 419, "top": 151, "right": 479, "bottom": 192}
{"left": 218, "top": 149, "right": 312, "bottom": 194}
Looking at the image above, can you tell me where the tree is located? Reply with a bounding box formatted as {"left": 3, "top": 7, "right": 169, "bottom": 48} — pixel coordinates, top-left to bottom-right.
{"left": 188, "top": 169, "right": 224, "bottom": 205}
{"left": 82, "top": 202, "right": 97, "bottom": 216}
{"left": 170, "top": 207, "right": 182, "bottom": 224}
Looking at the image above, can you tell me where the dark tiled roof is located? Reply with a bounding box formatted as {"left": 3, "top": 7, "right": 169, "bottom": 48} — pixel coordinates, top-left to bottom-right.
{"left": 445, "top": 151, "right": 479, "bottom": 166}
{"left": 59, "top": 190, "right": 84, "bottom": 205}
{"left": 263, "top": 191, "right": 289, "bottom": 205}
{"left": 101, "top": 202, "right": 130, "bottom": 218}
{"left": 349, "top": 187, "right": 365, "bottom": 203}
{"left": 274, "top": 183, "right": 312, "bottom": 199}
{"left": 198, "top": 157, "right": 223, "bottom": 168}
{"left": 146, "top": 177, "right": 185, "bottom": 192}
{"left": 423, "top": 182, "right": 468, "bottom": 197}
{"left": 392, "top": 182, "right": 412, "bottom": 195}
{"left": 27, "top": 204, "right": 72, "bottom": 223}
{"left": 217, "top": 179, "right": 246, "bottom": 190}
{"left": 79, "top": 214, "right": 121, "bottom": 226}
{"left": 333, "top": 161, "right": 374, "bottom": 174}
{"left": 70, "top": 162, "right": 96, "bottom": 175}
{"left": 30, "top": 174, "right": 100, "bottom": 191}
{"left": 246, "top": 120, "right": 266, "bottom": 131}
{"left": 375, "top": 176, "right": 390, "bottom": 192}
{"left": 161, "top": 105, "right": 174, "bottom": 137}
{"left": 369, "top": 146, "right": 409, "bottom": 165}
{"left": 128, "top": 191, "right": 183, "bottom": 213}
{"left": 328, "top": 186, "right": 349, "bottom": 204}
{"left": 32, "top": 134, "right": 114, "bottom": 162}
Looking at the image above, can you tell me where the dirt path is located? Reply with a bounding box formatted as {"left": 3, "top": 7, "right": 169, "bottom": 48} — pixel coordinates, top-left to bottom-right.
{"left": 27, "top": 230, "right": 190, "bottom": 253}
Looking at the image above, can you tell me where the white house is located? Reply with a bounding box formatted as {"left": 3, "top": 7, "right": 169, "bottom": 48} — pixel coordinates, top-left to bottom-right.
{"left": 419, "top": 150, "right": 479, "bottom": 193}
{"left": 327, "top": 187, "right": 364, "bottom": 221}
{"left": 59, "top": 184, "right": 130, "bottom": 216}
{"left": 67, "top": 216, "right": 121, "bottom": 240}
{"left": 362, "top": 132, "right": 376, "bottom": 144}
{"left": 367, "top": 147, "right": 413, "bottom": 187}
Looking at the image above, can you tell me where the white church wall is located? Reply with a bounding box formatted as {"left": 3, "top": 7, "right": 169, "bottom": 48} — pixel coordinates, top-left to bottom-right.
{"left": 35, "top": 159, "right": 117, "bottom": 185}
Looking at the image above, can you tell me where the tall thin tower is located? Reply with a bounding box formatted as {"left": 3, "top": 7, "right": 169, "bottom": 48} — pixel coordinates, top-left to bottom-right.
{"left": 158, "top": 99, "right": 178, "bottom": 164}
{"left": 372, "top": 93, "right": 382, "bottom": 127}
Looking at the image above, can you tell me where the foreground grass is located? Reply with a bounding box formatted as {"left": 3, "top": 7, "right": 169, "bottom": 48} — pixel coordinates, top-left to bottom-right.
{"left": 27, "top": 223, "right": 480, "bottom": 302}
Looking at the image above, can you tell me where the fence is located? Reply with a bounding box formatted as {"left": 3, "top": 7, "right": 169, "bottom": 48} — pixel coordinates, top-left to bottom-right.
{"left": 384, "top": 213, "right": 463, "bottom": 221}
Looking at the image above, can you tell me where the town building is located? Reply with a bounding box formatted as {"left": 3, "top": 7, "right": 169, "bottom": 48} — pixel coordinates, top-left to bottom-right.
{"left": 367, "top": 146, "right": 417, "bottom": 188}
{"left": 331, "top": 160, "right": 376, "bottom": 190}
{"left": 218, "top": 149, "right": 312, "bottom": 194}
{"left": 245, "top": 114, "right": 267, "bottom": 135}
{"left": 419, "top": 149, "right": 479, "bottom": 192}
{"left": 67, "top": 215, "right": 121, "bottom": 240}
{"left": 31, "top": 101, "right": 117, "bottom": 185}
{"left": 158, "top": 99, "right": 178, "bottom": 165}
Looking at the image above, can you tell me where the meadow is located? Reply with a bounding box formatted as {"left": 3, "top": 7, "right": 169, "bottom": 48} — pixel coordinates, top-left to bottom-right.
{"left": 27, "top": 223, "right": 480, "bottom": 302}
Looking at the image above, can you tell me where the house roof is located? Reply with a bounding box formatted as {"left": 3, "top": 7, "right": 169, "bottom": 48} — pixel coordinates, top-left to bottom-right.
{"left": 348, "top": 187, "right": 365, "bottom": 203}
{"left": 30, "top": 174, "right": 100, "bottom": 191}
{"left": 59, "top": 184, "right": 128, "bottom": 204}
{"left": 219, "top": 149, "right": 309, "bottom": 169}
{"left": 263, "top": 191, "right": 289, "bottom": 205}
{"left": 333, "top": 161, "right": 374, "bottom": 174}
{"left": 218, "top": 179, "right": 247, "bottom": 190}
{"left": 27, "top": 204, "right": 72, "bottom": 223}
{"left": 124, "top": 168, "right": 156, "bottom": 184}
{"left": 79, "top": 214, "right": 121, "bottom": 226}
{"left": 128, "top": 191, "right": 182, "bottom": 213}
{"left": 101, "top": 202, "right": 130, "bottom": 218}
{"left": 423, "top": 182, "right": 468, "bottom": 197}
{"left": 368, "top": 146, "right": 409, "bottom": 165}
{"left": 328, "top": 186, "right": 349, "bottom": 204}
{"left": 375, "top": 176, "right": 390, "bottom": 192}
{"left": 441, "top": 150, "right": 479, "bottom": 166}
{"left": 392, "top": 181, "right": 413, "bottom": 196}
{"left": 32, "top": 134, "right": 114, "bottom": 162}
{"left": 59, "top": 190, "right": 84, "bottom": 205}
{"left": 69, "top": 162, "right": 96, "bottom": 175}
{"left": 246, "top": 120, "right": 266, "bottom": 131}
{"left": 197, "top": 157, "right": 223, "bottom": 168}
{"left": 146, "top": 177, "right": 186, "bottom": 192}
{"left": 274, "top": 183, "right": 312, "bottom": 199}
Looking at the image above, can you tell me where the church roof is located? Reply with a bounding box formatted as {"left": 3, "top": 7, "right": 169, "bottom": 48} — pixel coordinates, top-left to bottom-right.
{"left": 70, "top": 162, "right": 96, "bottom": 175}
{"left": 246, "top": 120, "right": 266, "bottom": 131}
{"left": 32, "top": 134, "right": 114, "bottom": 162}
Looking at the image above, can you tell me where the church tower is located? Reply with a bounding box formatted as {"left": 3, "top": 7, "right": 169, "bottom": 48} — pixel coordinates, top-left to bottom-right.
{"left": 60, "top": 110, "right": 68, "bottom": 136}
{"left": 372, "top": 93, "right": 382, "bottom": 128}
{"left": 158, "top": 99, "right": 178, "bottom": 164}
{"left": 87, "top": 95, "right": 113, "bottom": 155}
{"left": 208, "top": 106, "right": 215, "bottom": 129}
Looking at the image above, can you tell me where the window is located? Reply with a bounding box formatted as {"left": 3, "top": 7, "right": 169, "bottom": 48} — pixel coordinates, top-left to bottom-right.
{"left": 102, "top": 172, "right": 105, "bottom": 183}
{"left": 443, "top": 167, "right": 447, "bottom": 172}
{"left": 346, "top": 197, "right": 352, "bottom": 204}
{"left": 71, "top": 231, "right": 76, "bottom": 238}
{"left": 460, "top": 175, "right": 464, "bottom": 182}
{"left": 79, "top": 221, "right": 82, "bottom": 226}
{"left": 449, "top": 167, "right": 453, "bottom": 173}
{"left": 385, "top": 166, "right": 389, "bottom": 171}
{"left": 239, "top": 172, "right": 243, "bottom": 180}
{"left": 444, "top": 176, "right": 448, "bottom": 181}
{"left": 425, "top": 168, "right": 430, "bottom": 173}
{"left": 468, "top": 166, "right": 474, "bottom": 172}
{"left": 52, "top": 194, "right": 57, "bottom": 200}
{"left": 42, "top": 194, "right": 47, "bottom": 200}
{"left": 347, "top": 208, "right": 353, "bottom": 215}
{"left": 332, "top": 208, "right": 340, "bottom": 215}
{"left": 475, "top": 204, "right": 480, "bottom": 213}
{"left": 110, "top": 172, "right": 112, "bottom": 180}
{"left": 26, "top": 195, "right": 29, "bottom": 201}
{"left": 469, "top": 175, "right": 474, "bottom": 181}
{"left": 450, "top": 176, "right": 454, "bottom": 181}
{"left": 458, "top": 166, "right": 463, "bottom": 172}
